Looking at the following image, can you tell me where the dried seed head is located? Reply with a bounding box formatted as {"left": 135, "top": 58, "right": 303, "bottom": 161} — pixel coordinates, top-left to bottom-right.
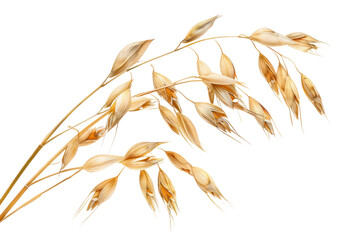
{"left": 195, "top": 102, "right": 231, "bottom": 132}
{"left": 250, "top": 28, "right": 295, "bottom": 47}
{"left": 191, "top": 166, "right": 224, "bottom": 200}
{"left": 159, "top": 105, "right": 180, "bottom": 135}
{"left": 258, "top": 53, "right": 279, "bottom": 95}
{"left": 152, "top": 68, "right": 182, "bottom": 112}
{"left": 125, "top": 142, "right": 166, "bottom": 159}
{"left": 284, "top": 75, "right": 300, "bottom": 119}
{"left": 129, "top": 96, "right": 155, "bottom": 111}
{"left": 201, "top": 73, "right": 238, "bottom": 85}
{"left": 164, "top": 151, "right": 192, "bottom": 174}
{"left": 197, "top": 59, "right": 212, "bottom": 76}
{"left": 287, "top": 32, "right": 320, "bottom": 52}
{"left": 158, "top": 168, "right": 178, "bottom": 216}
{"left": 61, "top": 138, "right": 79, "bottom": 170}
{"left": 301, "top": 74, "right": 325, "bottom": 115}
{"left": 109, "top": 39, "right": 153, "bottom": 78}
{"left": 248, "top": 96, "right": 275, "bottom": 135}
{"left": 176, "top": 112, "right": 203, "bottom": 150}
{"left": 79, "top": 126, "right": 105, "bottom": 146}
{"left": 86, "top": 177, "right": 118, "bottom": 211}
{"left": 139, "top": 170, "right": 158, "bottom": 211}
{"left": 207, "top": 85, "right": 215, "bottom": 104}
{"left": 276, "top": 63, "right": 287, "bottom": 94}
{"left": 120, "top": 156, "right": 162, "bottom": 170}
{"left": 212, "top": 84, "right": 240, "bottom": 109}
{"left": 181, "top": 15, "right": 221, "bottom": 43}
{"left": 217, "top": 42, "right": 237, "bottom": 79}
{"left": 104, "top": 80, "right": 132, "bottom": 108}
{"left": 106, "top": 88, "right": 131, "bottom": 131}
{"left": 83, "top": 154, "right": 123, "bottom": 172}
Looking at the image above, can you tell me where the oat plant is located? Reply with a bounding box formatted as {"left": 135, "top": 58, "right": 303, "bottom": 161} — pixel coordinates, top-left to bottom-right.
{"left": 0, "top": 15, "right": 326, "bottom": 223}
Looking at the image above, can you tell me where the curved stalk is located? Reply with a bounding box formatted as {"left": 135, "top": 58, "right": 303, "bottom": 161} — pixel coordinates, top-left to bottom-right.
{"left": 0, "top": 35, "right": 241, "bottom": 208}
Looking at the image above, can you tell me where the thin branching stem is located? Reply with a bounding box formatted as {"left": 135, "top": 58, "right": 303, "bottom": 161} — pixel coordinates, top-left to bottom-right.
{"left": 0, "top": 35, "right": 241, "bottom": 207}
{"left": 0, "top": 112, "right": 109, "bottom": 221}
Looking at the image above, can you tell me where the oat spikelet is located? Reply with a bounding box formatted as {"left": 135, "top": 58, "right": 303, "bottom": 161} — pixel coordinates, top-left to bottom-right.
{"left": 120, "top": 156, "right": 162, "bottom": 170}
{"left": 129, "top": 96, "right": 155, "bottom": 111}
{"left": 159, "top": 105, "right": 180, "bottom": 135}
{"left": 125, "top": 142, "right": 166, "bottom": 159}
{"left": 152, "top": 67, "right": 181, "bottom": 112}
{"left": 191, "top": 166, "right": 225, "bottom": 200}
{"left": 276, "top": 63, "right": 287, "bottom": 95}
{"left": 258, "top": 53, "right": 279, "bottom": 95}
{"left": 106, "top": 88, "right": 132, "bottom": 131}
{"left": 284, "top": 75, "right": 300, "bottom": 119}
{"left": 250, "top": 28, "right": 296, "bottom": 47}
{"left": 181, "top": 15, "right": 221, "bottom": 44}
{"left": 83, "top": 155, "right": 123, "bottom": 172}
{"left": 207, "top": 85, "right": 215, "bottom": 104}
{"left": 176, "top": 112, "right": 203, "bottom": 150}
{"left": 287, "top": 32, "right": 321, "bottom": 52}
{"left": 164, "top": 151, "right": 192, "bottom": 174}
{"left": 216, "top": 42, "right": 237, "bottom": 79}
{"left": 104, "top": 80, "right": 133, "bottom": 108}
{"left": 109, "top": 39, "right": 153, "bottom": 78}
{"left": 61, "top": 137, "right": 79, "bottom": 170}
{"left": 201, "top": 73, "right": 238, "bottom": 85}
{"left": 79, "top": 126, "right": 105, "bottom": 146}
{"left": 212, "top": 84, "right": 244, "bottom": 109}
{"left": 85, "top": 177, "right": 118, "bottom": 212}
{"left": 139, "top": 170, "right": 158, "bottom": 211}
{"left": 301, "top": 74, "right": 325, "bottom": 115}
{"left": 248, "top": 96, "right": 275, "bottom": 135}
{"left": 158, "top": 168, "right": 178, "bottom": 217}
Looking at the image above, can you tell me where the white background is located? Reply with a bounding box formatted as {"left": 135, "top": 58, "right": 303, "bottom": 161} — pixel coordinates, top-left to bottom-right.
{"left": 0, "top": 0, "right": 359, "bottom": 239}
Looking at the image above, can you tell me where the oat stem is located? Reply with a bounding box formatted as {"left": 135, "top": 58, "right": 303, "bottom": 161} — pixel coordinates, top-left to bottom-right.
{"left": 2, "top": 169, "right": 82, "bottom": 221}
{"left": 31, "top": 167, "right": 82, "bottom": 185}
{"left": 0, "top": 112, "right": 109, "bottom": 221}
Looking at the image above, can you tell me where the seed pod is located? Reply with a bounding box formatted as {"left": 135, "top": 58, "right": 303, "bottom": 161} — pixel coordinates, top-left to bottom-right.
{"left": 139, "top": 170, "right": 158, "bottom": 212}
{"left": 124, "top": 142, "right": 166, "bottom": 159}
{"left": 191, "top": 166, "right": 224, "bottom": 200}
{"left": 248, "top": 96, "right": 275, "bottom": 135}
{"left": 79, "top": 126, "right": 105, "bottom": 146}
{"left": 287, "top": 32, "right": 320, "bottom": 52}
{"left": 158, "top": 105, "right": 180, "bottom": 135}
{"left": 195, "top": 102, "right": 230, "bottom": 131}
{"left": 129, "top": 96, "right": 155, "bottom": 111}
{"left": 181, "top": 15, "right": 221, "bottom": 44}
{"left": 103, "top": 80, "right": 132, "bottom": 108}
{"left": 83, "top": 154, "right": 123, "bottom": 172}
{"left": 106, "top": 88, "right": 131, "bottom": 131}
{"left": 301, "top": 74, "right": 325, "bottom": 115}
{"left": 217, "top": 42, "right": 237, "bottom": 79}
{"left": 158, "top": 168, "right": 178, "bottom": 216}
{"left": 109, "top": 39, "right": 153, "bottom": 78}
{"left": 120, "top": 156, "right": 162, "bottom": 170}
{"left": 164, "top": 151, "right": 192, "bottom": 174}
{"left": 201, "top": 73, "right": 238, "bottom": 85}
{"left": 276, "top": 63, "right": 287, "bottom": 95}
{"left": 284, "top": 76, "right": 300, "bottom": 119}
{"left": 250, "top": 28, "right": 295, "bottom": 47}
{"left": 176, "top": 112, "right": 203, "bottom": 150}
{"left": 207, "top": 85, "right": 215, "bottom": 104}
{"left": 258, "top": 53, "right": 279, "bottom": 95}
{"left": 86, "top": 177, "right": 118, "bottom": 211}
{"left": 212, "top": 84, "right": 240, "bottom": 109}
{"left": 61, "top": 137, "right": 79, "bottom": 170}
{"left": 152, "top": 68, "right": 181, "bottom": 112}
